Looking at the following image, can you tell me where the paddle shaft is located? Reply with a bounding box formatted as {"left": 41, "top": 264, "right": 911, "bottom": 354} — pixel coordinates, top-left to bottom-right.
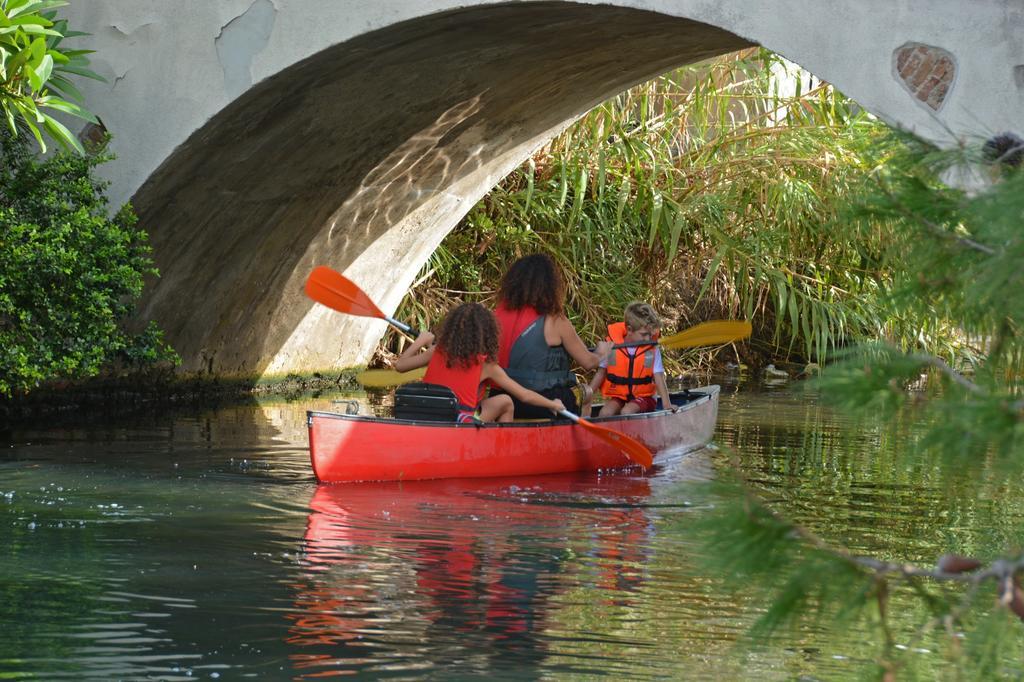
{"left": 384, "top": 316, "right": 420, "bottom": 339}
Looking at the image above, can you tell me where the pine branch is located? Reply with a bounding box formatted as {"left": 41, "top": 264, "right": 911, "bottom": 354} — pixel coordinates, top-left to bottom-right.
{"left": 747, "top": 483, "right": 1022, "bottom": 589}
{"left": 912, "top": 353, "right": 984, "bottom": 394}
{"left": 717, "top": 450, "right": 1024, "bottom": 647}
{"left": 880, "top": 184, "right": 997, "bottom": 256}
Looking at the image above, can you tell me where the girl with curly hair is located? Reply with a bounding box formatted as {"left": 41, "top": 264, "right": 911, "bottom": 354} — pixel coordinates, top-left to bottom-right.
{"left": 493, "top": 254, "right": 612, "bottom": 419}
{"left": 394, "top": 302, "right": 565, "bottom": 422}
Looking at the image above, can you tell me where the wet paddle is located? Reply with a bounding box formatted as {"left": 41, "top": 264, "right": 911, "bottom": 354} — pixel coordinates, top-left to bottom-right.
{"left": 588, "top": 319, "right": 753, "bottom": 352}
{"left": 558, "top": 409, "right": 653, "bottom": 469}
{"left": 659, "top": 320, "right": 752, "bottom": 350}
{"left": 357, "top": 365, "right": 426, "bottom": 388}
{"left": 305, "top": 265, "right": 420, "bottom": 338}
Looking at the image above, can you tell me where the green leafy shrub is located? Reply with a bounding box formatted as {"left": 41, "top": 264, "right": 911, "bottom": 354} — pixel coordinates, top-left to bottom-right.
{"left": 0, "top": 132, "right": 177, "bottom": 396}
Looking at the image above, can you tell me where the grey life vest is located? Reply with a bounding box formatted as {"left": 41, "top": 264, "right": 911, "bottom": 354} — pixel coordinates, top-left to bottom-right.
{"left": 505, "top": 316, "right": 574, "bottom": 391}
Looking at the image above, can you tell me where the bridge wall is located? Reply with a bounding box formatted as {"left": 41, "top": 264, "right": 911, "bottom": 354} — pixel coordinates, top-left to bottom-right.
{"left": 62, "top": 1, "right": 1024, "bottom": 375}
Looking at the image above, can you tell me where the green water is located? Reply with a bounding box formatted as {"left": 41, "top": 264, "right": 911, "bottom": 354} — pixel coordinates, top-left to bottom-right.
{"left": 1, "top": 387, "right": 1020, "bottom": 679}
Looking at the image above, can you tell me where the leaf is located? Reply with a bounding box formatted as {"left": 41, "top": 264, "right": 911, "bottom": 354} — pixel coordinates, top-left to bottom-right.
{"left": 40, "top": 109, "right": 83, "bottom": 153}
{"left": 9, "top": 14, "right": 54, "bottom": 28}
{"left": 37, "top": 94, "right": 94, "bottom": 122}
{"left": 19, "top": 107, "right": 47, "bottom": 151}
{"left": 9, "top": 1, "right": 69, "bottom": 19}
{"left": 24, "top": 62, "right": 42, "bottom": 91}
{"left": 788, "top": 284, "right": 800, "bottom": 341}
{"left": 557, "top": 162, "right": 568, "bottom": 209}
{"left": 568, "top": 165, "right": 587, "bottom": 228}
{"left": 648, "top": 189, "right": 662, "bottom": 248}
{"left": 28, "top": 36, "right": 47, "bottom": 68}
{"left": 3, "top": 103, "right": 16, "bottom": 133}
{"left": 45, "top": 73, "right": 84, "bottom": 102}
{"left": 696, "top": 245, "right": 728, "bottom": 305}
{"left": 523, "top": 157, "right": 535, "bottom": 213}
{"left": 52, "top": 63, "right": 104, "bottom": 81}
{"left": 667, "top": 208, "right": 687, "bottom": 263}
{"left": 615, "top": 176, "right": 630, "bottom": 226}
{"left": 34, "top": 51, "right": 52, "bottom": 83}
{"left": 6, "top": 43, "right": 32, "bottom": 76}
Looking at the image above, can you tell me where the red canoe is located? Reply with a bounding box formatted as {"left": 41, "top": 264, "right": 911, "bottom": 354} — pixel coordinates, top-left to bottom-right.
{"left": 307, "top": 385, "right": 719, "bottom": 483}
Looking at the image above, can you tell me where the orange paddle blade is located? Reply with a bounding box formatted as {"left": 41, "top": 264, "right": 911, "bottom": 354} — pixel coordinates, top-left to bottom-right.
{"left": 580, "top": 419, "right": 653, "bottom": 468}
{"left": 560, "top": 410, "right": 653, "bottom": 468}
{"left": 305, "top": 266, "right": 386, "bottom": 320}
{"left": 660, "top": 320, "right": 752, "bottom": 351}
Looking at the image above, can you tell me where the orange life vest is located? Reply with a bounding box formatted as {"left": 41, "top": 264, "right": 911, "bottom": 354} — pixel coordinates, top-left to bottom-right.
{"left": 423, "top": 350, "right": 486, "bottom": 412}
{"left": 600, "top": 322, "right": 658, "bottom": 401}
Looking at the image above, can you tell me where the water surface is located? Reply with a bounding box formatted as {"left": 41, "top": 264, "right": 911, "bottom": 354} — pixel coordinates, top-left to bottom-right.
{"left": 1, "top": 388, "right": 1019, "bottom": 679}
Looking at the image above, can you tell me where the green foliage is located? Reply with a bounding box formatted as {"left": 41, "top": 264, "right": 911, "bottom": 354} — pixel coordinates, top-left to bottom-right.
{"left": 810, "top": 344, "right": 938, "bottom": 413}
{"left": 694, "top": 478, "right": 1024, "bottom": 678}
{"left": 386, "top": 50, "right": 908, "bottom": 368}
{"left": 698, "top": 486, "right": 876, "bottom": 639}
{"left": 0, "top": 0, "right": 102, "bottom": 154}
{"left": 965, "top": 608, "right": 1020, "bottom": 679}
{"left": 839, "top": 135, "right": 1024, "bottom": 360}
{"left": 705, "top": 141, "right": 1024, "bottom": 676}
{"left": 0, "top": 132, "right": 177, "bottom": 396}
{"left": 815, "top": 153, "right": 1024, "bottom": 472}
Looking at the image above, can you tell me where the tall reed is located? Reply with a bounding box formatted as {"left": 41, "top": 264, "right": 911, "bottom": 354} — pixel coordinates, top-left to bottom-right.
{"left": 381, "top": 49, "right": 945, "bottom": 370}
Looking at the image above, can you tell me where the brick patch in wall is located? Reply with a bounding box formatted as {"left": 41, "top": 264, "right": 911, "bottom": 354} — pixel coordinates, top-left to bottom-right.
{"left": 893, "top": 43, "right": 956, "bottom": 111}
{"left": 78, "top": 118, "right": 109, "bottom": 153}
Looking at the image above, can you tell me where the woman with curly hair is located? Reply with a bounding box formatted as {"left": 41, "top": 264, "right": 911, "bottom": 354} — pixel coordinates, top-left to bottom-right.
{"left": 394, "top": 302, "right": 565, "bottom": 423}
{"left": 493, "top": 254, "right": 612, "bottom": 419}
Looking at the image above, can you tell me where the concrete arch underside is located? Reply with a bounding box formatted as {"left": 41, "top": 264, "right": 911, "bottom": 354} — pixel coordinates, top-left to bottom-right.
{"left": 65, "top": 1, "right": 1024, "bottom": 377}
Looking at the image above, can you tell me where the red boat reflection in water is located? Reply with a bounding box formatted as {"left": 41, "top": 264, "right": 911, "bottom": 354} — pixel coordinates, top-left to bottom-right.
{"left": 286, "top": 473, "right": 654, "bottom": 677}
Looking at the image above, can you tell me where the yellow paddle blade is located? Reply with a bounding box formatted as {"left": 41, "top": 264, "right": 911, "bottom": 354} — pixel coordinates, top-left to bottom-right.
{"left": 660, "top": 320, "right": 752, "bottom": 350}
{"left": 356, "top": 366, "right": 426, "bottom": 388}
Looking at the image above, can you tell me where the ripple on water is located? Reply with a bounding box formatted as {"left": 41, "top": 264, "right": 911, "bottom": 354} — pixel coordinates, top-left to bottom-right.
{"left": 2, "top": 391, "right": 1023, "bottom": 679}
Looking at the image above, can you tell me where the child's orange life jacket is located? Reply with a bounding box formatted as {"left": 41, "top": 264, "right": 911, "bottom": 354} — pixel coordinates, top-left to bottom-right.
{"left": 423, "top": 350, "right": 486, "bottom": 412}
{"left": 600, "top": 322, "right": 658, "bottom": 401}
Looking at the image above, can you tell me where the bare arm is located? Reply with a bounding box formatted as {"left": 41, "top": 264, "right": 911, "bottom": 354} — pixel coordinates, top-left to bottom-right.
{"left": 482, "top": 363, "right": 564, "bottom": 414}
{"left": 393, "top": 331, "right": 435, "bottom": 372}
{"left": 588, "top": 367, "right": 607, "bottom": 395}
{"left": 654, "top": 372, "right": 676, "bottom": 412}
{"left": 552, "top": 315, "right": 612, "bottom": 370}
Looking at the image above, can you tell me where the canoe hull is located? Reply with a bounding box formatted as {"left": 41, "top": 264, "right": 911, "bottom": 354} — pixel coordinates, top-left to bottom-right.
{"left": 308, "top": 386, "right": 719, "bottom": 483}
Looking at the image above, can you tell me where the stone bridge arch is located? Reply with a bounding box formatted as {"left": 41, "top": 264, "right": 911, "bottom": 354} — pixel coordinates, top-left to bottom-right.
{"left": 64, "top": 1, "right": 1023, "bottom": 376}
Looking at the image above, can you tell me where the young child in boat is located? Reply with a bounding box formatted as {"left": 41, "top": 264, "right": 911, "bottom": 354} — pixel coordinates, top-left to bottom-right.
{"left": 394, "top": 302, "right": 566, "bottom": 423}
{"left": 587, "top": 301, "right": 676, "bottom": 417}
